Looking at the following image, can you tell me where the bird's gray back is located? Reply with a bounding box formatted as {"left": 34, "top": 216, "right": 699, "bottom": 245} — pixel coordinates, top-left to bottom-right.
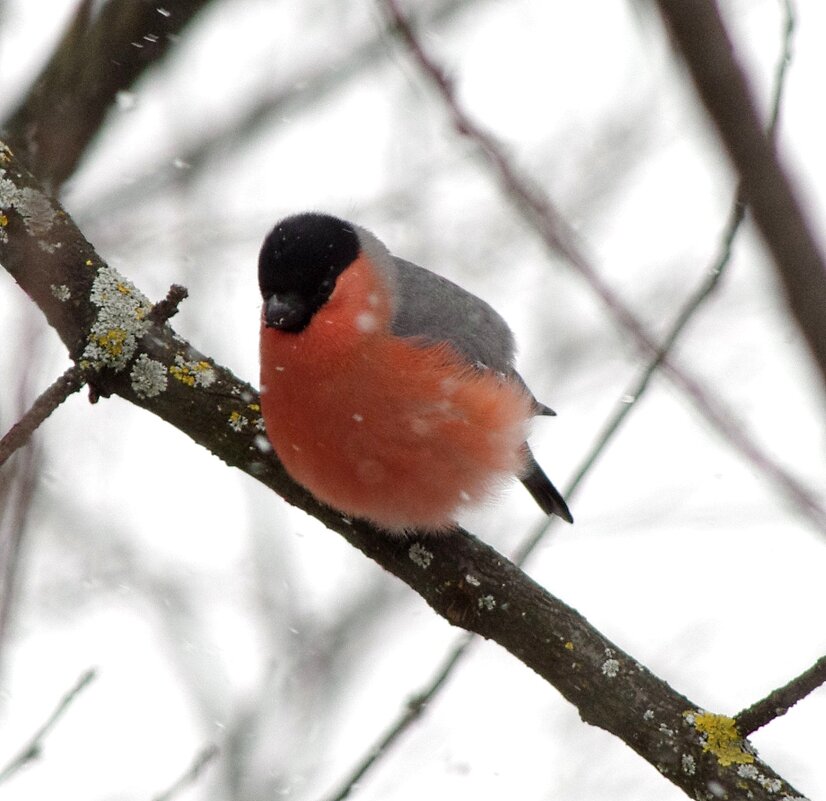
{"left": 389, "top": 257, "right": 517, "bottom": 376}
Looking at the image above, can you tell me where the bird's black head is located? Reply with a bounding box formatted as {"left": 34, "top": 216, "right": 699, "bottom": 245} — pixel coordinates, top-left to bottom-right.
{"left": 258, "top": 213, "right": 361, "bottom": 332}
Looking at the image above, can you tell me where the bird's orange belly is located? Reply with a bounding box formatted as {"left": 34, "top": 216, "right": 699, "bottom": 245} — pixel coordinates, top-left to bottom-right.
{"left": 260, "top": 326, "right": 531, "bottom": 533}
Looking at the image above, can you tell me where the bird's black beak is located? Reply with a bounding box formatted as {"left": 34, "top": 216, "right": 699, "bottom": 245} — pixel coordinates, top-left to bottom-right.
{"left": 263, "top": 292, "right": 308, "bottom": 331}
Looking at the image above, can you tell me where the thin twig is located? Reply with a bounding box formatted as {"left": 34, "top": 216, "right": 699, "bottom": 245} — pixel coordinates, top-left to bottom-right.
{"left": 0, "top": 668, "right": 97, "bottom": 784}
{"left": 0, "top": 365, "right": 86, "bottom": 468}
{"left": 146, "top": 284, "right": 189, "bottom": 326}
{"left": 150, "top": 744, "right": 220, "bottom": 801}
{"left": 735, "top": 655, "right": 826, "bottom": 736}
{"left": 381, "top": 0, "right": 826, "bottom": 533}
{"left": 317, "top": 633, "right": 474, "bottom": 801}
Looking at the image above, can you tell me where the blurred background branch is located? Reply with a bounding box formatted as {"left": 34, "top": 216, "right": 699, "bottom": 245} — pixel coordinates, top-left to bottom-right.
{"left": 151, "top": 744, "right": 220, "bottom": 801}
{"left": 2, "top": 0, "right": 217, "bottom": 190}
{"left": 653, "top": 0, "right": 826, "bottom": 395}
{"left": 0, "top": 668, "right": 96, "bottom": 785}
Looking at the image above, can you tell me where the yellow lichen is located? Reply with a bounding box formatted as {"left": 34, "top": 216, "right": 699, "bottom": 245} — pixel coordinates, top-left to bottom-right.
{"left": 169, "top": 364, "right": 197, "bottom": 386}
{"left": 169, "top": 358, "right": 216, "bottom": 388}
{"left": 247, "top": 403, "right": 261, "bottom": 412}
{"left": 689, "top": 711, "right": 754, "bottom": 767}
{"left": 564, "top": 641, "right": 574, "bottom": 651}
{"left": 228, "top": 410, "right": 248, "bottom": 432}
{"left": 0, "top": 213, "right": 8, "bottom": 227}
{"left": 94, "top": 329, "right": 128, "bottom": 358}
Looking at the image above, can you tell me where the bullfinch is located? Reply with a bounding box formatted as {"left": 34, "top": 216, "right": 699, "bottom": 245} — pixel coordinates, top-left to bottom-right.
{"left": 258, "top": 212, "right": 572, "bottom": 534}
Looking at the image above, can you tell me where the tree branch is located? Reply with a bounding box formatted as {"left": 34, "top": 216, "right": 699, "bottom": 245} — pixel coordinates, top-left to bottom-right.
{"left": 735, "top": 654, "right": 826, "bottom": 737}
{"left": 318, "top": 633, "right": 475, "bottom": 801}
{"left": 0, "top": 140, "right": 808, "bottom": 801}
{"left": 0, "top": 668, "right": 97, "bottom": 784}
{"left": 316, "top": 180, "right": 755, "bottom": 801}
{"left": 151, "top": 744, "right": 219, "bottom": 801}
{"left": 0, "top": 366, "right": 86, "bottom": 468}
{"left": 653, "top": 0, "right": 826, "bottom": 395}
{"left": 1, "top": 0, "right": 217, "bottom": 190}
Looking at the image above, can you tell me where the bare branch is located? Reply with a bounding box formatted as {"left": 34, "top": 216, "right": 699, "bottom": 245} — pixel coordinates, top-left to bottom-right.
{"left": 146, "top": 284, "right": 190, "bottom": 326}
{"left": 735, "top": 655, "right": 826, "bottom": 737}
{"left": 150, "top": 744, "right": 219, "bottom": 801}
{"left": 653, "top": 0, "right": 826, "bottom": 395}
{"left": 0, "top": 668, "right": 97, "bottom": 784}
{"left": 318, "top": 633, "right": 475, "bottom": 801}
{"left": 0, "top": 366, "right": 86, "bottom": 468}
{"left": 0, "top": 401, "right": 40, "bottom": 660}
{"left": 379, "top": 0, "right": 826, "bottom": 534}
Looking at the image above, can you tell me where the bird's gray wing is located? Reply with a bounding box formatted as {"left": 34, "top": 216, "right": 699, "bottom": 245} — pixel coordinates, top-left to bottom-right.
{"left": 388, "top": 257, "right": 570, "bottom": 520}
{"left": 389, "top": 257, "right": 518, "bottom": 376}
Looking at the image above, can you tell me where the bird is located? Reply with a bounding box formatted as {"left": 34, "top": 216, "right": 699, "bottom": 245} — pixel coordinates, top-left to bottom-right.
{"left": 258, "top": 212, "right": 572, "bottom": 534}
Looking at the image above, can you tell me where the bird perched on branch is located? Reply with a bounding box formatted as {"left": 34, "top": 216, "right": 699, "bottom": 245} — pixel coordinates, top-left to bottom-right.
{"left": 258, "top": 212, "right": 572, "bottom": 534}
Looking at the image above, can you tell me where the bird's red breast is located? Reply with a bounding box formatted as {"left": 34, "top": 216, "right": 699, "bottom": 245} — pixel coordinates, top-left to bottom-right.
{"left": 259, "top": 252, "right": 533, "bottom": 533}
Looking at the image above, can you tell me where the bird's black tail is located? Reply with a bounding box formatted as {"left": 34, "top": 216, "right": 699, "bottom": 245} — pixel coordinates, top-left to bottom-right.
{"left": 521, "top": 447, "right": 573, "bottom": 523}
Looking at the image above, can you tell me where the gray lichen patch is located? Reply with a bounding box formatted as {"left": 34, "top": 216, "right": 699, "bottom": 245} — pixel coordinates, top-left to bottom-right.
{"left": 130, "top": 353, "right": 168, "bottom": 399}
{"left": 81, "top": 265, "right": 152, "bottom": 370}
{"left": 0, "top": 169, "right": 59, "bottom": 242}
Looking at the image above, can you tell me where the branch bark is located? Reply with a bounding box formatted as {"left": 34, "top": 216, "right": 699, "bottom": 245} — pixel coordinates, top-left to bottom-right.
{"left": 0, "top": 140, "right": 808, "bottom": 801}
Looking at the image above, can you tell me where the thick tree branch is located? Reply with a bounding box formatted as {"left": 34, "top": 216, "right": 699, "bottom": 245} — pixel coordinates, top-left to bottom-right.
{"left": 653, "top": 0, "right": 826, "bottom": 395}
{"left": 0, "top": 142, "right": 808, "bottom": 801}
{"left": 1, "top": 0, "right": 216, "bottom": 190}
